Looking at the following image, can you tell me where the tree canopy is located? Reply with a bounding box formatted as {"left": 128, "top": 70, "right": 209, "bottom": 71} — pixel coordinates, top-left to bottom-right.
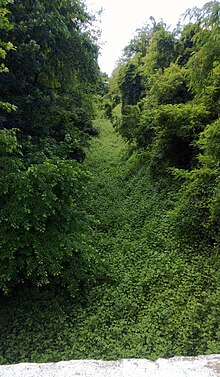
{"left": 108, "top": 0, "right": 220, "bottom": 250}
{"left": 0, "top": 0, "right": 100, "bottom": 293}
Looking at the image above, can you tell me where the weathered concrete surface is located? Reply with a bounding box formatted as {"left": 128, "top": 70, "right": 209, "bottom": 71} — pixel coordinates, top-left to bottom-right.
{"left": 0, "top": 355, "right": 219, "bottom": 376}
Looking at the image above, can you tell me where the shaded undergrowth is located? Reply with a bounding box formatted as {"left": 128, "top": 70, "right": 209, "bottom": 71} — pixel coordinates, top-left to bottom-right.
{"left": 0, "top": 119, "right": 219, "bottom": 364}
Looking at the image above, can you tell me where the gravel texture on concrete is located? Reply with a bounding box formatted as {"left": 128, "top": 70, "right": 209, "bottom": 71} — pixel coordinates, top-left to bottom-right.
{"left": 0, "top": 355, "right": 219, "bottom": 377}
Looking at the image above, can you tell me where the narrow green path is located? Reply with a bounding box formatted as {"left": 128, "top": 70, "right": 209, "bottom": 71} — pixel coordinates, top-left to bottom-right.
{"left": 84, "top": 119, "right": 167, "bottom": 286}
{"left": 73, "top": 119, "right": 220, "bottom": 360}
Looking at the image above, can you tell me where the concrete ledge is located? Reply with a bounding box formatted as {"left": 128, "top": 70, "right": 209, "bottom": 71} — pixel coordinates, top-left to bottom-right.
{"left": 0, "top": 355, "right": 219, "bottom": 376}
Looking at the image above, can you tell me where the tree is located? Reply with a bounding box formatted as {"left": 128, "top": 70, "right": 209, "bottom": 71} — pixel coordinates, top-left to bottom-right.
{"left": 176, "top": 23, "right": 200, "bottom": 67}
{"left": 120, "top": 19, "right": 157, "bottom": 62}
{"left": 172, "top": 118, "right": 220, "bottom": 248}
{"left": 0, "top": 0, "right": 100, "bottom": 159}
{"left": 186, "top": 1, "right": 220, "bottom": 92}
{"left": 147, "top": 63, "right": 192, "bottom": 105}
{"left": 118, "top": 57, "right": 143, "bottom": 109}
{"left": 0, "top": 0, "right": 100, "bottom": 294}
{"left": 0, "top": 0, "right": 16, "bottom": 113}
{"left": 143, "top": 23, "right": 177, "bottom": 73}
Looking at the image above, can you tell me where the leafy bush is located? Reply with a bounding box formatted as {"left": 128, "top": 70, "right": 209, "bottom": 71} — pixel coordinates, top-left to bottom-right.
{"left": 172, "top": 118, "right": 220, "bottom": 248}
{"left": 119, "top": 102, "right": 209, "bottom": 171}
{"left": 0, "top": 129, "right": 91, "bottom": 293}
{"left": 148, "top": 64, "right": 192, "bottom": 105}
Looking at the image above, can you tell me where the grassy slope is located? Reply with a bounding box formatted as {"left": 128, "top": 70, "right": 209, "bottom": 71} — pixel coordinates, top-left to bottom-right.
{"left": 0, "top": 119, "right": 219, "bottom": 363}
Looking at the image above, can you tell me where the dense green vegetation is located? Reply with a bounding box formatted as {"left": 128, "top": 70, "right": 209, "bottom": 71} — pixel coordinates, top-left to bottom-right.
{"left": 108, "top": 0, "right": 220, "bottom": 252}
{"left": 0, "top": 0, "right": 219, "bottom": 364}
{"left": 0, "top": 118, "right": 219, "bottom": 362}
{"left": 0, "top": 0, "right": 100, "bottom": 293}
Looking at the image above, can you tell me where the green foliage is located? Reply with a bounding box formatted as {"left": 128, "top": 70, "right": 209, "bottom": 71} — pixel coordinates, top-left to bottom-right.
{"left": 0, "top": 119, "right": 219, "bottom": 363}
{"left": 0, "top": 0, "right": 101, "bottom": 295}
{"left": 0, "top": 0, "right": 99, "bottom": 153}
{"left": 99, "top": 95, "right": 113, "bottom": 120}
{"left": 118, "top": 56, "right": 143, "bottom": 108}
{"left": 199, "top": 117, "right": 220, "bottom": 162}
{"left": 148, "top": 64, "right": 192, "bottom": 105}
{"left": 118, "top": 104, "right": 141, "bottom": 142}
{"left": 0, "top": 0, "right": 14, "bottom": 63}
{"left": 172, "top": 118, "right": 220, "bottom": 247}
{"left": 109, "top": 66, "right": 122, "bottom": 108}
{"left": 109, "top": 1, "right": 220, "bottom": 178}
{"left": 187, "top": 1, "right": 220, "bottom": 92}
{"left": 0, "top": 129, "right": 92, "bottom": 294}
{"left": 176, "top": 23, "right": 199, "bottom": 67}
{"left": 0, "top": 0, "right": 220, "bottom": 366}
{"left": 119, "top": 102, "right": 209, "bottom": 170}
{"left": 146, "top": 103, "right": 209, "bottom": 169}
{"left": 143, "top": 23, "right": 176, "bottom": 73}
{"left": 120, "top": 19, "right": 157, "bottom": 62}
{"left": 0, "top": 0, "right": 16, "bottom": 113}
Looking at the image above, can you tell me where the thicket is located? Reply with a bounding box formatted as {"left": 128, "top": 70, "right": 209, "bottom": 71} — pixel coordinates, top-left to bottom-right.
{"left": 0, "top": 119, "right": 219, "bottom": 363}
{"left": 0, "top": 0, "right": 220, "bottom": 365}
{"left": 108, "top": 0, "right": 220, "bottom": 253}
{"left": 0, "top": 0, "right": 100, "bottom": 293}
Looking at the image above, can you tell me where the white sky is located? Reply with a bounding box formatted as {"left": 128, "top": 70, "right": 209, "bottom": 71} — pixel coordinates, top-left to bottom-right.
{"left": 85, "top": 0, "right": 206, "bottom": 75}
